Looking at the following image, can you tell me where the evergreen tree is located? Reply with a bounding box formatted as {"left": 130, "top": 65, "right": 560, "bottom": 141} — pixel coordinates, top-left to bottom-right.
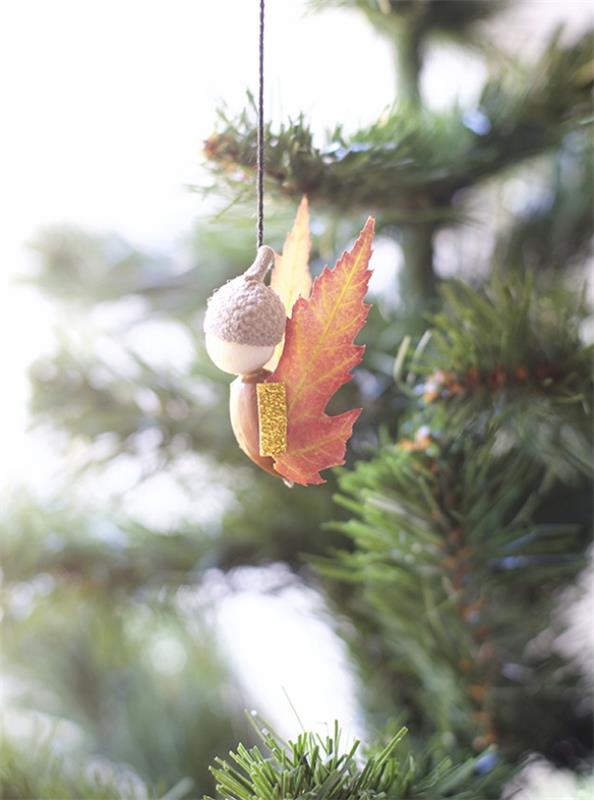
{"left": 2, "top": 2, "right": 592, "bottom": 798}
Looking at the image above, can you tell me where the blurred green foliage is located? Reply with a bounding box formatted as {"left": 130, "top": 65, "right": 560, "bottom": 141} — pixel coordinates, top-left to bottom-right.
{"left": 2, "top": 0, "right": 593, "bottom": 797}
{"left": 0, "top": 735, "right": 155, "bottom": 800}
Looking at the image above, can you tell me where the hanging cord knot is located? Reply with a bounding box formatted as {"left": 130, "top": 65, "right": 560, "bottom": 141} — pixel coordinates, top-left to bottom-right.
{"left": 245, "top": 245, "right": 275, "bottom": 282}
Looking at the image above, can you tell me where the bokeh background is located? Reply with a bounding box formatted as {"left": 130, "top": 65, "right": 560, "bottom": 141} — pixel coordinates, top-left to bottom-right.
{"left": 1, "top": 1, "right": 593, "bottom": 798}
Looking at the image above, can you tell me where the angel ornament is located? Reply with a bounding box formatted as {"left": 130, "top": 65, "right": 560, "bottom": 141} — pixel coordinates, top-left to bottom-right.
{"left": 203, "top": 199, "right": 375, "bottom": 486}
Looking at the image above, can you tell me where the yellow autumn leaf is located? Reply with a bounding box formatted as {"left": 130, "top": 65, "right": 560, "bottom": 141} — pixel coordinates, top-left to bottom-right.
{"left": 271, "top": 195, "right": 312, "bottom": 315}
{"left": 266, "top": 196, "right": 313, "bottom": 370}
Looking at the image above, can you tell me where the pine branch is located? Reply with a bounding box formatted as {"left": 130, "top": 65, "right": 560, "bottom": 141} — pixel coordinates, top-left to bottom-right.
{"left": 206, "top": 720, "right": 506, "bottom": 800}
{"left": 313, "top": 275, "right": 592, "bottom": 760}
{"left": 203, "top": 33, "right": 593, "bottom": 220}
{"left": 322, "top": 435, "right": 590, "bottom": 759}
{"left": 405, "top": 276, "right": 593, "bottom": 479}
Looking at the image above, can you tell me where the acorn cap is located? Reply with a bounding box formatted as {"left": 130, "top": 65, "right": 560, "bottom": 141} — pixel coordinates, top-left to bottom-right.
{"left": 204, "top": 246, "right": 286, "bottom": 347}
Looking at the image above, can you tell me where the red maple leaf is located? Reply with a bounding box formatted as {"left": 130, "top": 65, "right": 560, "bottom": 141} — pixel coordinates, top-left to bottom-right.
{"left": 267, "top": 217, "right": 375, "bottom": 485}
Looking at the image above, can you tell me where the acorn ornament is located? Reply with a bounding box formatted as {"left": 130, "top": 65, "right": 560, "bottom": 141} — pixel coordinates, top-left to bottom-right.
{"left": 204, "top": 245, "right": 290, "bottom": 479}
{"left": 202, "top": 200, "right": 375, "bottom": 487}
{"left": 204, "top": 246, "right": 286, "bottom": 376}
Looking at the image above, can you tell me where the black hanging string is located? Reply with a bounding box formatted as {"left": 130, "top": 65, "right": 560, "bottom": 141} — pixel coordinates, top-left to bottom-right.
{"left": 256, "top": 0, "right": 265, "bottom": 248}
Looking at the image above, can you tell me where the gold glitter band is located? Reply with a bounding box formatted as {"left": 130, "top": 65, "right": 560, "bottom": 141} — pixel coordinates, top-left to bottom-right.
{"left": 256, "top": 382, "right": 287, "bottom": 456}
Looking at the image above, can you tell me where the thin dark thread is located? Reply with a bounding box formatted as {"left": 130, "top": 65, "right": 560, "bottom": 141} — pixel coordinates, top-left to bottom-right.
{"left": 256, "top": 0, "right": 265, "bottom": 248}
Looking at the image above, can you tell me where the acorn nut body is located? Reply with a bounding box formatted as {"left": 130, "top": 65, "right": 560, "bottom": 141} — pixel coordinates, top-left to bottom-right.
{"left": 204, "top": 246, "right": 286, "bottom": 375}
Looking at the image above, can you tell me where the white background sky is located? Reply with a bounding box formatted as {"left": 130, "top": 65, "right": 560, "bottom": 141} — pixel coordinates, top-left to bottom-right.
{"left": 1, "top": 0, "right": 591, "bottom": 742}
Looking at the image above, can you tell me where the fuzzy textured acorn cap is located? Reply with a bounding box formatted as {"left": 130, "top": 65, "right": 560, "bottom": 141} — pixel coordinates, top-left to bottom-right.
{"left": 204, "top": 246, "right": 286, "bottom": 347}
